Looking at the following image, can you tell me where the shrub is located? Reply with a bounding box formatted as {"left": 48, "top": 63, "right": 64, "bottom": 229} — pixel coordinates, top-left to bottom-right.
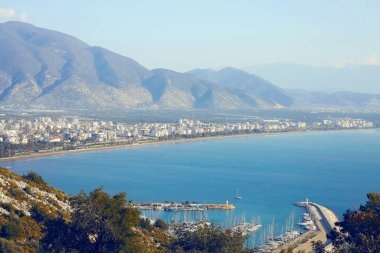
{"left": 1, "top": 221, "right": 22, "bottom": 240}
{"left": 23, "top": 171, "right": 46, "bottom": 185}
{"left": 8, "top": 187, "right": 25, "bottom": 201}
{"left": 154, "top": 219, "right": 168, "bottom": 230}
{"left": 0, "top": 238, "right": 25, "bottom": 253}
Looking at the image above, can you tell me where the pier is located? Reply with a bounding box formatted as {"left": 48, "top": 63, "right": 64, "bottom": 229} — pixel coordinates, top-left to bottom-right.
{"left": 274, "top": 200, "right": 339, "bottom": 252}
{"left": 131, "top": 201, "right": 235, "bottom": 211}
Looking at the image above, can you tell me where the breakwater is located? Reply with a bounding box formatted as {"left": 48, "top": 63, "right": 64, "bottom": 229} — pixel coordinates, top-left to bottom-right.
{"left": 131, "top": 201, "right": 235, "bottom": 211}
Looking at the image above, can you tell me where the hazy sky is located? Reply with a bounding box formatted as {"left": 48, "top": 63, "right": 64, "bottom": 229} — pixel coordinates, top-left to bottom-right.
{"left": 1, "top": 0, "right": 380, "bottom": 72}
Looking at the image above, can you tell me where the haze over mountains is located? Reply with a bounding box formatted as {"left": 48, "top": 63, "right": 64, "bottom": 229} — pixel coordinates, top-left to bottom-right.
{"left": 245, "top": 63, "right": 380, "bottom": 94}
{"left": 0, "top": 21, "right": 379, "bottom": 111}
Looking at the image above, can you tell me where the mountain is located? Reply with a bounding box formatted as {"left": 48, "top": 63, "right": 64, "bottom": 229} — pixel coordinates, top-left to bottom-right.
{"left": 244, "top": 63, "right": 380, "bottom": 94}
{"left": 188, "top": 67, "right": 293, "bottom": 108}
{"left": 0, "top": 21, "right": 155, "bottom": 109}
{"left": 287, "top": 89, "right": 380, "bottom": 109}
{"left": 0, "top": 21, "right": 293, "bottom": 110}
{"left": 142, "top": 69, "right": 249, "bottom": 110}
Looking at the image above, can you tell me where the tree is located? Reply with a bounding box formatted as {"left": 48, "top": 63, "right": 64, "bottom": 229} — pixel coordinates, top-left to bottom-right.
{"left": 311, "top": 240, "right": 325, "bottom": 253}
{"left": 329, "top": 192, "right": 380, "bottom": 253}
{"left": 170, "top": 223, "right": 253, "bottom": 253}
{"left": 154, "top": 219, "right": 168, "bottom": 231}
{"left": 23, "top": 171, "right": 47, "bottom": 185}
{"left": 41, "top": 187, "right": 149, "bottom": 253}
{"left": 0, "top": 221, "right": 22, "bottom": 240}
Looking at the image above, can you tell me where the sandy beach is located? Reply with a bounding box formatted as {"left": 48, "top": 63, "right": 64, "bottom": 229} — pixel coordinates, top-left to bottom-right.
{"left": 0, "top": 128, "right": 371, "bottom": 162}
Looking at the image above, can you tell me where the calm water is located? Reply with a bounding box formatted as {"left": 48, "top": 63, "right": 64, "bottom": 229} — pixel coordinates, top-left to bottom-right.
{"left": 2, "top": 129, "right": 380, "bottom": 243}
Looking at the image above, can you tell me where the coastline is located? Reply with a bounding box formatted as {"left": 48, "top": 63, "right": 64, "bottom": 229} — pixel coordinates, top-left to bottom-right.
{"left": 0, "top": 128, "right": 375, "bottom": 162}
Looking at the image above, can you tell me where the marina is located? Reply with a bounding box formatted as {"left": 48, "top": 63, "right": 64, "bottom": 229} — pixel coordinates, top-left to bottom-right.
{"left": 3, "top": 129, "right": 378, "bottom": 251}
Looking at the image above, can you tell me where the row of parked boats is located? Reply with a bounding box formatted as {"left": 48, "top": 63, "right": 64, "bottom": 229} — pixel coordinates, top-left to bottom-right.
{"left": 132, "top": 201, "right": 235, "bottom": 211}
{"left": 257, "top": 230, "right": 301, "bottom": 252}
{"left": 297, "top": 212, "right": 317, "bottom": 231}
{"left": 230, "top": 222, "right": 262, "bottom": 236}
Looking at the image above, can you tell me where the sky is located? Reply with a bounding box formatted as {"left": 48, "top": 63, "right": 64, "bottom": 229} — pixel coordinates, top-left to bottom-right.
{"left": 0, "top": 0, "right": 380, "bottom": 72}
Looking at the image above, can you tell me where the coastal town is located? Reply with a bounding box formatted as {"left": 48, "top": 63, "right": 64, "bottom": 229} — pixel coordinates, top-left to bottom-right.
{"left": 0, "top": 116, "right": 375, "bottom": 158}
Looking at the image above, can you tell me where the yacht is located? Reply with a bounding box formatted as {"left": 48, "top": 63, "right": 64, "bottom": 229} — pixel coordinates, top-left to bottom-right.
{"left": 235, "top": 188, "right": 242, "bottom": 200}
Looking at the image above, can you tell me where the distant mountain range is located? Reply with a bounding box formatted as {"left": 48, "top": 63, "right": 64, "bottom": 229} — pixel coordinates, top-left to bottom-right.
{"left": 0, "top": 21, "right": 293, "bottom": 110}
{"left": 244, "top": 63, "right": 380, "bottom": 94}
{"left": 287, "top": 90, "right": 380, "bottom": 108}
{"left": 0, "top": 21, "right": 379, "bottom": 111}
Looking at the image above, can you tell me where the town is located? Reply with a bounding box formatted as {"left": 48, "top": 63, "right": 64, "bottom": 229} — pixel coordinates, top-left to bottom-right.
{"left": 0, "top": 117, "right": 375, "bottom": 158}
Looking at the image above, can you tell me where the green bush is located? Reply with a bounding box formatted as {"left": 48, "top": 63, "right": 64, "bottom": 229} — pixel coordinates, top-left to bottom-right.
{"left": 1, "top": 221, "right": 22, "bottom": 240}
{"left": 139, "top": 218, "right": 153, "bottom": 231}
{"left": 23, "top": 171, "right": 46, "bottom": 185}
{"left": 170, "top": 223, "right": 252, "bottom": 253}
{"left": 154, "top": 219, "right": 168, "bottom": 230}
{"left": 0, "top": 238, "right": 25, "bottom": 253}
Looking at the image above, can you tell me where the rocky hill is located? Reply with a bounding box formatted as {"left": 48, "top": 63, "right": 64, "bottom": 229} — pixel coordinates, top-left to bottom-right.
{"left": 0, "top": 169, "right": 69, "bottom": 217}
{"left": 0, "top": 168, "right": 171, "bottom": 253}
{"left": 0, "top": 21, "right": 293, "bottom": 110}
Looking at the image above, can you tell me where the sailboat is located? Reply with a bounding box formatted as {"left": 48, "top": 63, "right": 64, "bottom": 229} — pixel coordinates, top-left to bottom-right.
{"left": 235, "top": 188, "right": 242, "bottom": 200}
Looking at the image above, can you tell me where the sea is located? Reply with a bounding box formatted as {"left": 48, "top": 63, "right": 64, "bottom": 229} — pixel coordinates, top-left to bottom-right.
{"left": 1, "top": 129, "right": 380, "bottom": 246}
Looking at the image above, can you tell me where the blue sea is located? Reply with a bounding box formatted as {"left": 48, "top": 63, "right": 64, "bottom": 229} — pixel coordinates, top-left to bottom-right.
{"left": 1, "top": 129, "right": 380, "bottom": 244}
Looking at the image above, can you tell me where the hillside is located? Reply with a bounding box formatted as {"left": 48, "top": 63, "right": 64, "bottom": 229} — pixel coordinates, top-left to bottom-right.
{"left": 0, "top": 21, "right": 153, "bottom": 109}
{"left": 0, "top": 21, "right": 293, "bottom": 110}
{"left": 0, "top": 169, "right": 70, "bottom": 252}
{"left": 188, "top": 68, "right": 293, "bottom": 108}
{"left": 0, "top": 168, "right": 171, "bottom": 252}
{"left": 0, "top": 168, "right": 253, "bottom": 253}
{"left": 143, "top": 69, "right": 251, "bottom": 110}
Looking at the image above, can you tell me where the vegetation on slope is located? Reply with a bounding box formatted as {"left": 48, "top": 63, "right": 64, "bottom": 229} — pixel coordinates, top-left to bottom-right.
{"left": 2, "top": 166, "right": 377, "bottom": 253}
{"left": 328, "top": 192, "right": 380, "bottom": 253}
{"left": 0, "top": 168, "right": 249, "bottom": 253}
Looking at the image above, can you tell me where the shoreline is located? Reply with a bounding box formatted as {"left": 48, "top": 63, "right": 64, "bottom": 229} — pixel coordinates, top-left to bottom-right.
{"left": 0, "top": 128, "right": 375, "bottom": 162}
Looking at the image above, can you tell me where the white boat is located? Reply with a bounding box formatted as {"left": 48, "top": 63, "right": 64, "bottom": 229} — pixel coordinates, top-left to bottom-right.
{"left": 235, "top": 188, "right": 242, "bottom": 200}
{"left": 231, "top": 222, "right": 262, "bottom": 235}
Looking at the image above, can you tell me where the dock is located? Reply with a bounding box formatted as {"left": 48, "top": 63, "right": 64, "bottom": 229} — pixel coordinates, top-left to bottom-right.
{"left": 131, "top": 202, "right": 235, "bottom": 211}
{"left": 202, "top": 203, "right": 235, "bottom": 210}
{"left": 274, "top": 200, "right": 340, "bottom": 253}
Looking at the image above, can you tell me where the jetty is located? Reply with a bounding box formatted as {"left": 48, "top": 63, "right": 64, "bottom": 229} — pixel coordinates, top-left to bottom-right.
{"left": 274, "top": 199, "right": 339, "bottom": 252}
{"left": 131, "top": 201, "right": 235, "bottom": 211}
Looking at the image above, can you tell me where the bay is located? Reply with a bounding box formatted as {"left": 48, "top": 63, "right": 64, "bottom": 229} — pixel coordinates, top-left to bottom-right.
{"left": 2, "top": 129, "right": 380, "bottom": 244}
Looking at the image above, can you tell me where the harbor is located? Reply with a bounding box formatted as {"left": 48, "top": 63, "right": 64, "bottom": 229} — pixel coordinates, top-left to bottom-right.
{"left": 272, "top": 199, "right": 339, "bottom": 252}
{"left": 132, "top": 198, "right": 340, "bottom": 252}
{"left": 254, "top": 199, "right": 340, "bottom": 252}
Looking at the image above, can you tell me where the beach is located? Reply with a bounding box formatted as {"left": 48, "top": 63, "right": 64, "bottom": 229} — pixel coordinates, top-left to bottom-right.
{"left": 0, "top": 128, "right": 370, "bottom": 162}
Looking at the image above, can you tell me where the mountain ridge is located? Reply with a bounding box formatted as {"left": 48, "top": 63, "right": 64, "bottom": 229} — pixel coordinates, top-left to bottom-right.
{"left": 0, "top": 21, "right": 293, "bottom": 110}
